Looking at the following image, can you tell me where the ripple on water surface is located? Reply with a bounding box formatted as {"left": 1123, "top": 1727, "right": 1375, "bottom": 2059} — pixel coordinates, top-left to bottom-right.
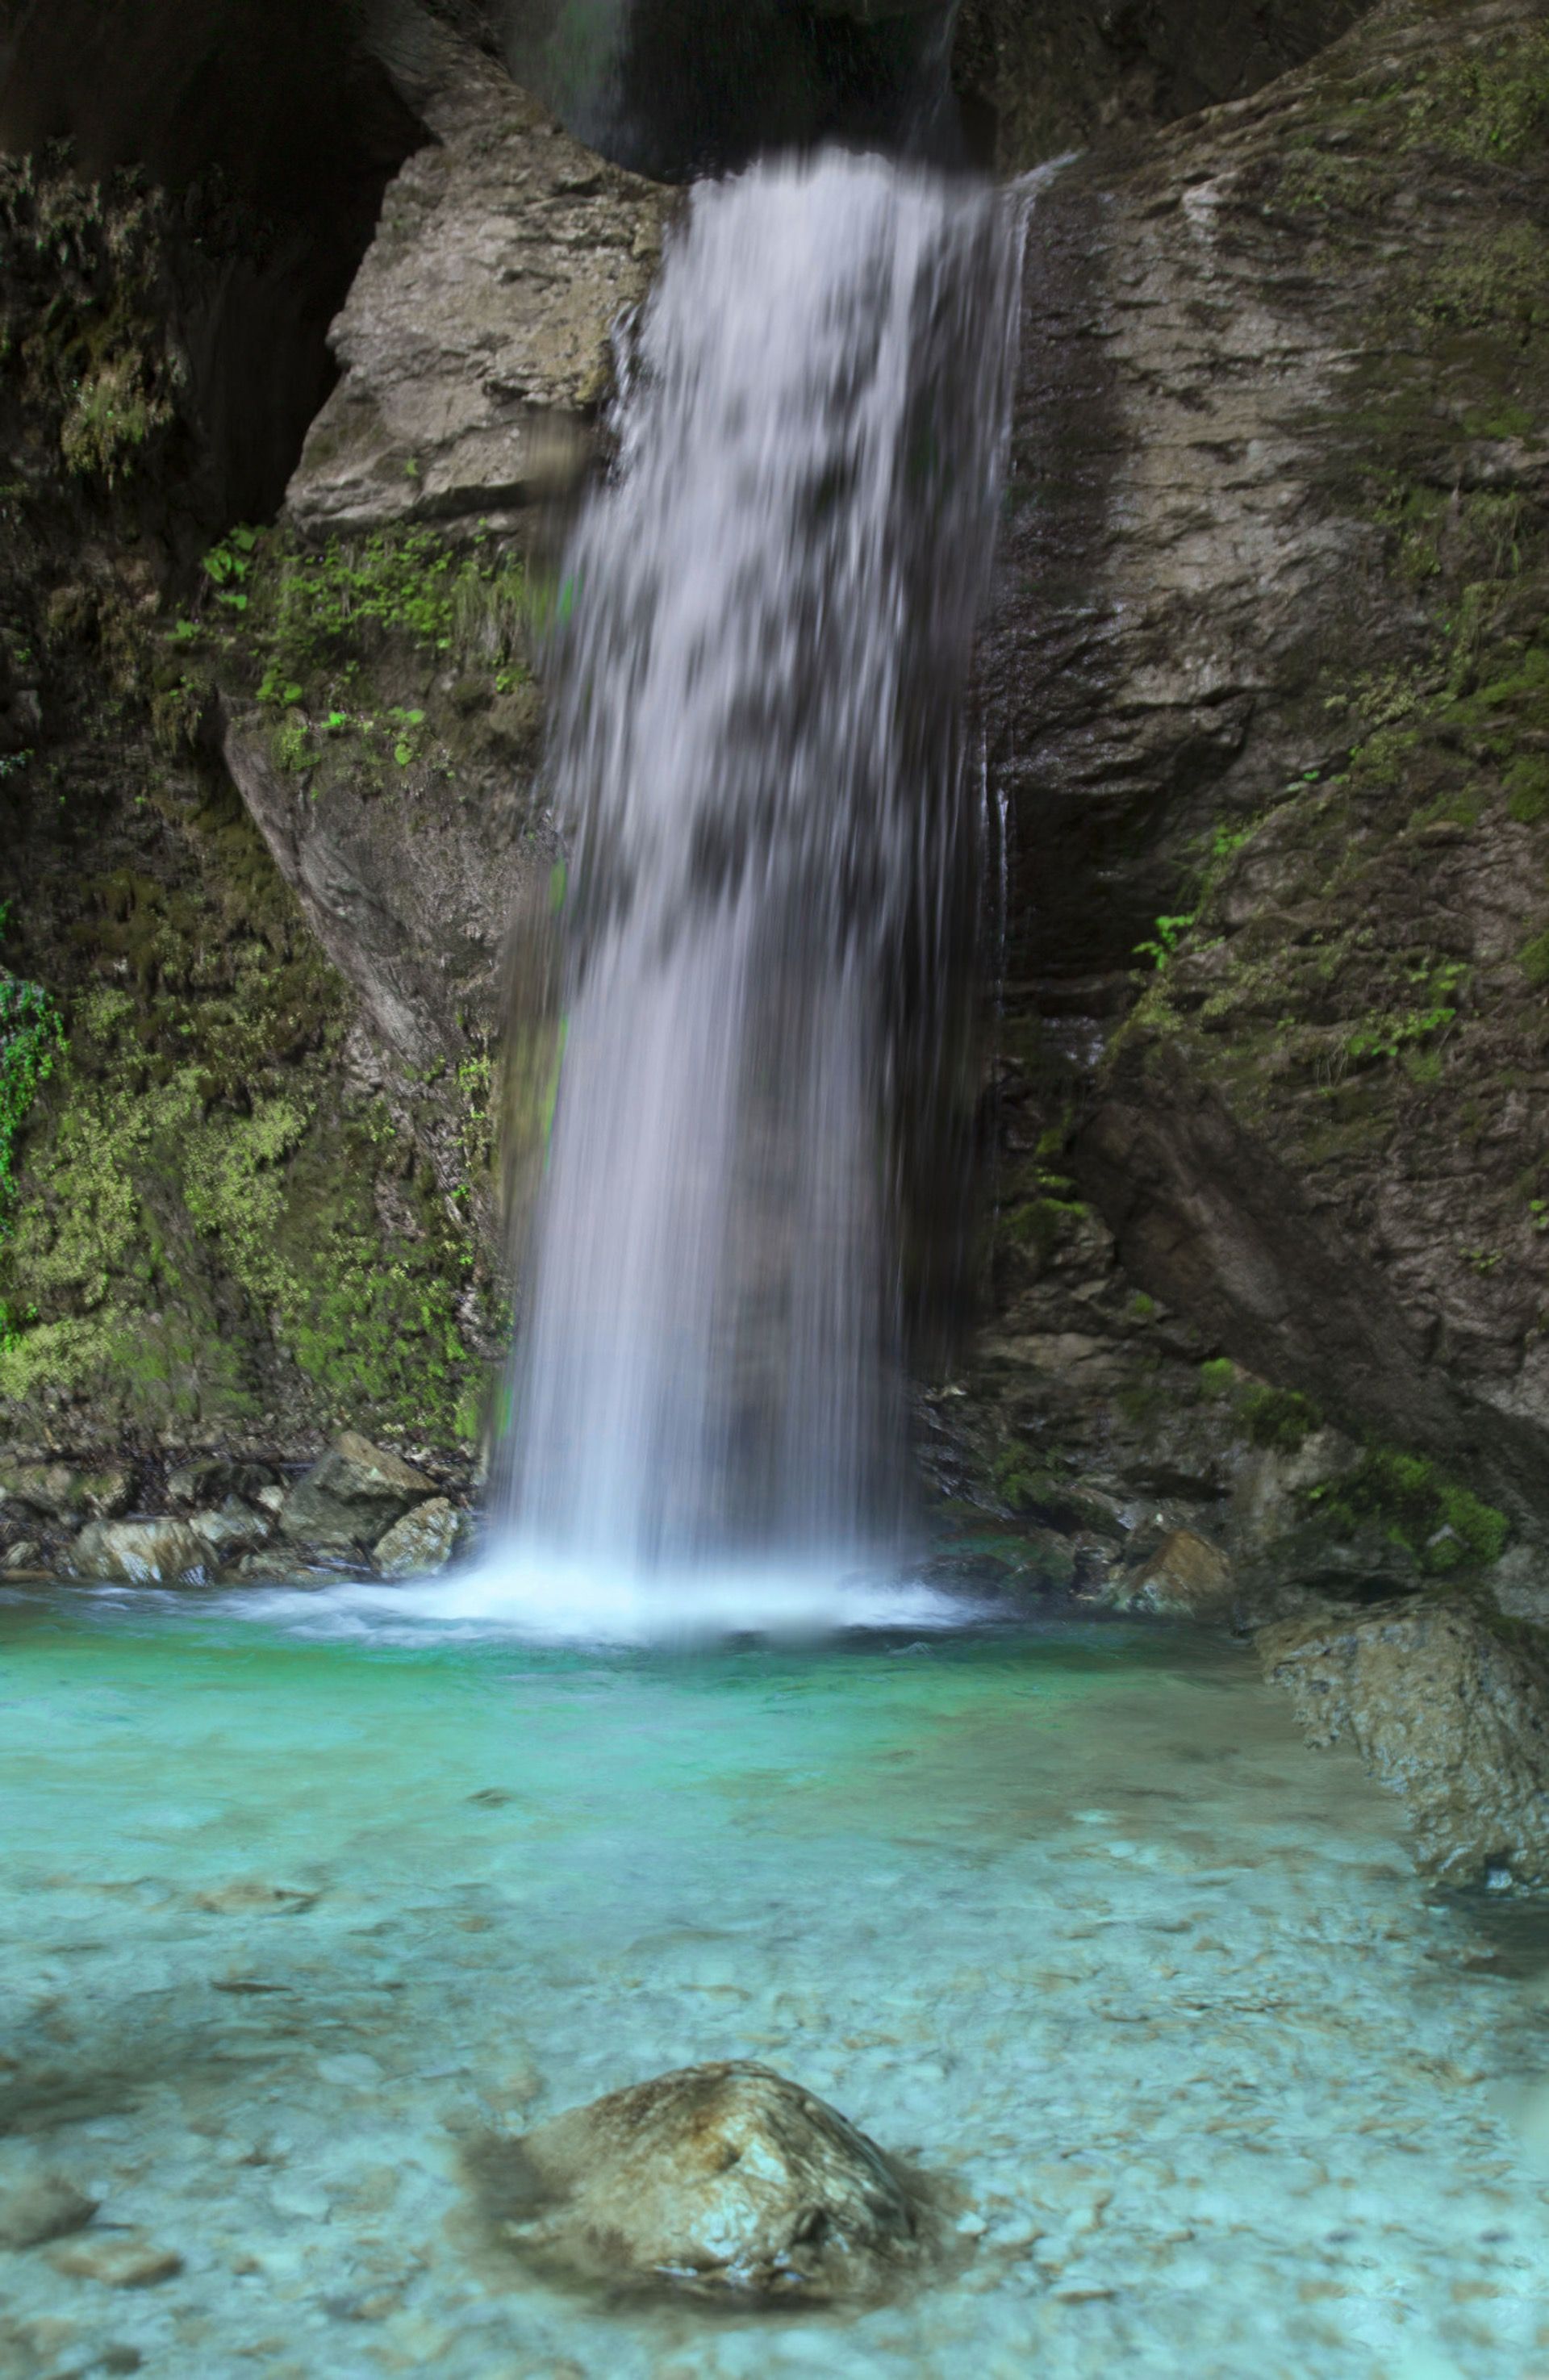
{"left": 2, "top": 1580, "right": 1549, "bottom": 2378}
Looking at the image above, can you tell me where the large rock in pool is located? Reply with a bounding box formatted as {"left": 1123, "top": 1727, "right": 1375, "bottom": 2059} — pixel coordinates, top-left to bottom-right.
{"left": 68, "top": 1518, "right": 211, "bottom": 1585}
{"left": 481, "top": 2061, "right": 925, "bottom": 2300}
{"left": 1259, "top": 1596, "right": 1549, "bottom": 1888}
{"left": 280, "top": 1431, "right": 436, "bottom": 1554}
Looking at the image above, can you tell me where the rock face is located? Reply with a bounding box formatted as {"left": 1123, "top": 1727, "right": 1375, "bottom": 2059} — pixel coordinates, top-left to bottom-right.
{"left": 482, "top": 2061, "right": 924, "bottom": 2301}
{"left": 1259, "top": 1597, "right": 1549, "bottom": 1885}
{"left": 959, "top": 0, "right": 1549, "bottom": 1551}
{"left": 286, "top": 70, "right": 669, "bottom": 539}
{"left": 954, "top": 0, "right": 1375, "bottom": 170}
{"left": 218, "top": 44, "right": 668, "bottom": 1204}
{"left": 0, "top": 1459, "right": 132, "bottom": 1522}
{"left": 280, "top": 1430, "right": 438, "bottom": 1552}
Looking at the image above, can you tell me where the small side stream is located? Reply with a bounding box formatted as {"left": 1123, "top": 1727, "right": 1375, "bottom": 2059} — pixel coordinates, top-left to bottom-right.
{"left": 3, "top": 1589, "right": 1547, "bottom": 2377}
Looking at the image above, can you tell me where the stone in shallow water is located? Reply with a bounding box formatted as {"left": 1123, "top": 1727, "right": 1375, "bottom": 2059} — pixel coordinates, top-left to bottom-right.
{"left": 67, "top": 1518, "right": 210, "bottom": 1585}
{"left": 45, "top": 2232, "right": 182, "bottom": 2288}
{"left": 280, "top": 1431, "right": 436, "bottom": 1552}
{"left": 479, "top": 2060, "right": 925, "bottom": 2301}
{"left": 0, "top": 2175, "right": 98, "bottom": 2249}
{"left": 374, "top": 1497, "right": 460, "bottom": 1579}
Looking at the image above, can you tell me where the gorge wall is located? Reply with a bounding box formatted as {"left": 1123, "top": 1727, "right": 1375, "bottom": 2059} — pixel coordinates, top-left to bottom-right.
{"left": 0, "top": 0, "right": 1546, "bottom": 1629}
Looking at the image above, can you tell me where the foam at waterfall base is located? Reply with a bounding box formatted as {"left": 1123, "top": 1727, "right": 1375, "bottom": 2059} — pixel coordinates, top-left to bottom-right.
{"left": 232, "top": 1551, "right": 992, "bottom": 1647}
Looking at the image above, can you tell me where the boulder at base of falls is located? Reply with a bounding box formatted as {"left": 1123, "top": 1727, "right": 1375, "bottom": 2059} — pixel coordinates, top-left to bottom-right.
{"left": 67, "top": 1518, "right": 211, "bottom": 1586}
{"left": 186, "top": 1500, "right": 276, "bottom": 1567}
{"left": 279, "top": 1431, "right": 437, "bottom": 1553}
{"left": 478, "top": 2061, "right": 925, "bottom": 2301}
{"left": 0, "top": 1458, "right": 134, "bottom": 1523}
{"left": 165, "top": 1456, "right": 279, "bottom": 1509}
{"left": 1092, "top": 1526, "right": 1235, "bottom": 1619}
{"left": 1258, "top": 1597, "right": 1549, "bottom": 1888}
{"left": 374, "top": 1496, "right": 460, "bottom": 1579}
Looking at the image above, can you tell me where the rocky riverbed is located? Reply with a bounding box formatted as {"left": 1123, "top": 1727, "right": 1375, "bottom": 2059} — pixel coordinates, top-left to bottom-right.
{"left": 4, "top": 1601, "right": 1549, "bottom": 2379}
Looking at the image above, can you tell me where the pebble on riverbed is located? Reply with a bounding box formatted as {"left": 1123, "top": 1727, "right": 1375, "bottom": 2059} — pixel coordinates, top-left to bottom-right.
{"left": 474, "top": 2060, "right": 929, "bottom": 2302}
{"left": 0, "top": 2176, "right": 98, "bottom": 2250}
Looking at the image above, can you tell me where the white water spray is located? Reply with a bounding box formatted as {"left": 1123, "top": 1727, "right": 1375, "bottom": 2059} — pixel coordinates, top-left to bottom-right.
{"left": 500, "top": 151, "right": 1019, "bottom": 1582}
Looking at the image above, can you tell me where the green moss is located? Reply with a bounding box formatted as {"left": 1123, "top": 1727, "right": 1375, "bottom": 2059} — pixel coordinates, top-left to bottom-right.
{"left": 1397, "top": 23, "right": 1549, "bottom": 165}
{"left": 1310, "top": 1446, "right": 1509, "bottom": 1575}
{"left": 0, "top": 949, "right": 63, "bottom": 1224}
{"left": 1199, "top": 1357, "right": 1235, "bottom": 1399}
{"left": 1506, "top": 756, "right": 1549, "bottom": 825}
{"left": 1518, "top": 929, "right": 1549, "bottom": 987}
{"left": 1238, "top": 1383, "right": 1322, "bottom": 1453}
{"left": 0, "top": 808, "right": 491, "bottom": 1439}
{"left": 0, "top": 150, "right": 183, "bottom": 492}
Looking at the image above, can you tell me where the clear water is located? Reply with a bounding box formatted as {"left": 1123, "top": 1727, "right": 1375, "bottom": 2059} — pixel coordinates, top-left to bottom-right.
{"left": 5, "top": 1584, "right": 1549, "bottom": 2378}
{"left": 503, "top": 153, "right": 1019, "bottom": 1570}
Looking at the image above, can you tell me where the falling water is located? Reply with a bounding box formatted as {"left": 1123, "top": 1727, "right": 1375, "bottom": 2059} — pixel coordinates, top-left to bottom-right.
{"left": 502, "top": 152, "right": 1020, "bottom": 1576}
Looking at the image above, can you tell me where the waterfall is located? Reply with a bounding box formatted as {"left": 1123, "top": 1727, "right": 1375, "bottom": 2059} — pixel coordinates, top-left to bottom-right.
{"left": 500, "top": 151, "right": 1019, "bottom": 1578}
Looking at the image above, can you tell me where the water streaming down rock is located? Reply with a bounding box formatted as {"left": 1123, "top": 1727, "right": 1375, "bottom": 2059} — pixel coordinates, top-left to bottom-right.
{"left": 501, "top": 152, "right": 1020, "bottom": 1573}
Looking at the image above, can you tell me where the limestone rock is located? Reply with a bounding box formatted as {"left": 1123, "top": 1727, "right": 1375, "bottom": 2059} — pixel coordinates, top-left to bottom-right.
{"left": 1, "top": 1539, "right": 41, "bottom": 1572}
{"left": 374, "top": 1495, "right": 461, "bottom": 1578}
{"left": 1099, "top": 1527, "right": 1234, "bottom": 1619}
{"left": 0, "top": 2176, "right": 98, "bottom": 2250}
{"left": 281, "top": 1431, "right": 436, "bottom": 1551}
{"left": 286, "top": 73, "right": 670, "bottom": 539}
{"left": 1258, "top": 1597, "right": 1549, "bottom": 1886}
{"left": 482, "top": 2060, "right": 923, "bottom": 2300}
{"left": 0, "top": 1459, "right": 133, "bottom": 1522}
{"left": 68, "top": 1518, "right": 211, "bottom": 1586}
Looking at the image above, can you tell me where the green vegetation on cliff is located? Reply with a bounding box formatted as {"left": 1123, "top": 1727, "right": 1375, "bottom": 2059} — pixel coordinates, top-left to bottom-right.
{"left": 0, "top": 151, "right": 499, "bottom": 1450}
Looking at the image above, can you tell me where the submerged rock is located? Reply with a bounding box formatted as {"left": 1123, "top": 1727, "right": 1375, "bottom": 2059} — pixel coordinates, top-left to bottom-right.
{"left": 0, "top": 2174, "right": 98, "bottom": 2250}
{"left": 45, "top": 2231, "right": 182, "bottom": 2287}
{"left": 374, "top": 1495, "right": 460, "bottom": 1579}
{"left": 280, "top": 1431, "right": 437, "bottom": 1553}
{"left": 481, "top": 2060, "right": 924, "bottom": 2300}
{"left": 68, "top": 1518, "right": 211, "bottom": 1586}
{"left": 1259, "top": 1597, "right": 1549, "bottom": 1887}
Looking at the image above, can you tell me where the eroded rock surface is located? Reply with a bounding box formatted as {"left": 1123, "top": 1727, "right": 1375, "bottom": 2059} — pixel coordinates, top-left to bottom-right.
{"left": 1259, "top": 1595, "right": 1549, "bottom": 1884}
{"left": 286, "top": 69, "right": 669, "bottom": 538}
{"left": 480, "top": 2061, "right": 925, "bottom": 2300}
{"left": 962, "top": 0, "right": 1549, "bottom": 1547}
